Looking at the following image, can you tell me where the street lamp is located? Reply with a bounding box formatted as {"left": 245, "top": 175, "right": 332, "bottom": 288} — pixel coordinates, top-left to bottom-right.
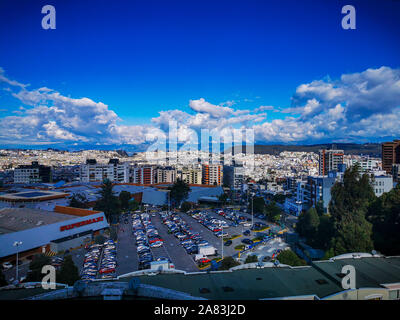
{"left": 251, "top": 192, "right": 255, "bottom": 229}
{"left": 13, "top": 241, "right": 22, "bottom": 284}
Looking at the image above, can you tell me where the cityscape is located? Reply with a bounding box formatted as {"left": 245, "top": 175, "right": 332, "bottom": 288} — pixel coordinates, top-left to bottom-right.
{"left": 0, "top": 0, "right": 399, "bottom": 308}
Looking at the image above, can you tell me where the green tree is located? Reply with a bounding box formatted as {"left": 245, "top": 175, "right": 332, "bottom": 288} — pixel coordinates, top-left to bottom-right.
{"left": 296, "top": 207, "right": 320, "bottom": 241}
{"left": 367, "top": 184, "right": 400, "bottom": 255}
{"left": 69, "top": 193, "right": 89, "bottom": 209}
{"left": 56, "top": 255, "right": 80, "bottom": 286}
{"left": 328, "top": 165, "right": 375, "bottom": 255}
{"left": 129, "top": 199, "right": 140, "bottom": 211}
{"left": 265, "top": 201, "right": 282, "bottom": 223}
{"left": 315, "top": 215, "right": 334, "bottom": 250}
{"left": 244, "top": 255, "right": 258, "bottom": 263}
{"left": 26, "top": 254, "right": 51, "bottom": 282}
{"left": 218, "top": 193, "right": 229, "bottom": 205}
{"left": 180, "top": 201, "right": 192, "bottom": 213}
{"left": 276, "top": 249, "right": 307, "bottom": 266}
{"left": 250, "top": 196, "right": 265, "bottom": 214}
{"left": 94, "top": 234, "right": 106, "bottom": 245}
{"left": 94, "top": 179, "right": 121, "bottom": 223}
{"left": 169, "top": 179, "right": 190, "bottom": 207}
{"left": 315, "top": 200, "right": 325, "bottom": 216}
{"left": 219, "top": 256, "right": 240, "bottom": 270}
{"left": 118, "top": 191, "right": 131, "bottom": 211}
{"left": 0, "top": 268, "right": 7, "bottom": 287}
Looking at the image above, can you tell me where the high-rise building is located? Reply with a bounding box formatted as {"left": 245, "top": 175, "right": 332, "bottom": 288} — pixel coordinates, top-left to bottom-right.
{"left": 80, "top": 159, "right": 129, "bottom": 183}
{"left": 179, "top": 166, "right": 202, "bottom": 185}
{"left": 14, "top": 161, "right": 52, "bottom": 184}
{"left": 202, "top": 164, "right": 223, "bottom": 185}
{"left": 223, "top": 164, "right": 244, "bottom": 190}
{"left": 130, "top": 165, "right": 156, "bottom": 184}
{"left": 318, "top": 149, "right": 344, "bottom": 176}
{"left": 382, "top": 140, "right": 400, "bottom": 174}
{"left": 155, "top": 167, "right": 176, "bottom": 184}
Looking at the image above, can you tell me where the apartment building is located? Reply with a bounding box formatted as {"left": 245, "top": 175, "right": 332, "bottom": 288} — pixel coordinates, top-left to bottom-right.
{"left": 14, "top": 161, "right": 52, "bottom": 184}
{"left": 347, "top": 157, "right": 380, "bottom": 172}
{"left": 179, "top": 166, "right": 202, "bottom": 185}
{"left": 318, "top": 149, "right": 344, "bottom": 176}
{"left": 382, "top": 140, "right": 400, "bottom": 174}
{"left": 80, "top": 159, "right": 129, "bottom": 183}
{"left": 202, "top": 163, "right": 223, "bottom": 185}
{"left": 223, "top": 164, "right": 244, "bottom": 190}
{"left": 370, "top": 171, "right": 394, "bottom": 197}
{"left": 130, "top": 165, "right": 156, "bottom": 184}
{"left": 155, "top": 166, "right": 176, "bottom": 184}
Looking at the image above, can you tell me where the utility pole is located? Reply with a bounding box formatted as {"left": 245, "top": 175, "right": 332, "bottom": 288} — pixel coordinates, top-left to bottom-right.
{"left": 13, "top": 241, "right": 22, "bottom": 284}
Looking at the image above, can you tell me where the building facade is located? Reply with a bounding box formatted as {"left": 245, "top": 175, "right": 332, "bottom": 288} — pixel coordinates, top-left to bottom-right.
{"left": 80, "top": 159, "right": 129, "bottom": 183}
{"left": 223, "top": 164, "right": 244, "bottom": 190}
{"left": 382, "top": 140, "right": 400, "bottom": 174}
{"left": 14, "top": 161, "right": 52, "bottom": 184}
{"left": 318, "top": 149, "right": 344, "bottom": 176}
{"left": 202, "top": 164, "right": 223, "bottom": 185}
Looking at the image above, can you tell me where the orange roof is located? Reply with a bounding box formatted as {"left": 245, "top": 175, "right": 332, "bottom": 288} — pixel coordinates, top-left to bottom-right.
{"left": 54, "top": 205, "right": 102, "bottom": 217}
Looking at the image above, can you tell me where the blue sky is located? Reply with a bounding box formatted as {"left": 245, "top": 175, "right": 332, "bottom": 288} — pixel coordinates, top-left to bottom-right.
{"left": 0, "top": 0, "right": 399, "bottom": 149}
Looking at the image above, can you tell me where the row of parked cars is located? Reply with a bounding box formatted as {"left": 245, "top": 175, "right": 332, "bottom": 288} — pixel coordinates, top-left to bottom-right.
{"left": 132, "top": 213, "right": 164, "bottom": 270}
{"left": 81, "top": 244, "right": 102, "bottom": 281}
{"left": 189, "top": 211, "right": 229, "bottom": 238}
{"left": 98, "top": 240, "right": 117, "bottom": 279}
{"left": 160, "top": 212, "right": 212, "bottom": 261}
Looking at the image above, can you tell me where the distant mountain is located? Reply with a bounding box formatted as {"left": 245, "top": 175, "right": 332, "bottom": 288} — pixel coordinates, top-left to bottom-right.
{"left": 225, "top": 143, "right": 382, "bottom": 157}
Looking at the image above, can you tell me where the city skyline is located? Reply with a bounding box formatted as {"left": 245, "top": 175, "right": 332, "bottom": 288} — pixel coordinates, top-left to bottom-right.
{"left": 0, "top": 0, "right": 399, "bottom": 150}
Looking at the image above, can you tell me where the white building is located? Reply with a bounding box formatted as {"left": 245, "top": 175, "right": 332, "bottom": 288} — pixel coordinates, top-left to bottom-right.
{"left": 80, "top": 159, "right": 129, "bottom": 183}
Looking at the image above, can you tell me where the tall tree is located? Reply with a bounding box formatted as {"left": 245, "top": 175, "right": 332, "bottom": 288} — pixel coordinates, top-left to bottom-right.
{"left": 56, "top": 255, "right": 80, "bottom": 286}
{"left": 94, "top": 179, "right": 121, "bottom": 223}
{"left": 118, "top": 191, "right": 131, "bottom": 211}
{"left": 265, "top": 201, "right": 282, "bottom": 223}
{"left": 69, "top": 193, "right": 89, "bottom": 209}
{"left": 296, "top": 207, "right": 320, "bottom": 242}
{"left": 328, "top": 165, "right": 374, "bottom": 255}
{"left": 26, "top": 254, "right": 51, "bottom": 282}
{"left": 0, "top": 268, "right": 7, "bottom": 287}
{"left": 367, "top": 184, "right": 400, "bottom": 255}
{"left": 169, "top": 179, "right": 190, "bottom": 207}
{"left": 250, "top": 196, "right": 265, "bottom": 214}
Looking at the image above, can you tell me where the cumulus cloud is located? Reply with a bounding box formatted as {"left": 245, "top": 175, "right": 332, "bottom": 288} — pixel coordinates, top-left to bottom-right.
{"left": 0, "top": 66, "right": 399, "bottom": 147}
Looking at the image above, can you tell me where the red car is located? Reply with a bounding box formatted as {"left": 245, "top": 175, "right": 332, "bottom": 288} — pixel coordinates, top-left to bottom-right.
{"left": 198, "top": 258, "right": 211, "bottom": 264}
{"left": 212, "top": 228, "right": 222, "bottom": 232}
{"left": 149, "top": 238, "right": 164, "bottom": 244}
{"left": 99, "top": 268, "right": 115, "bottom": 274}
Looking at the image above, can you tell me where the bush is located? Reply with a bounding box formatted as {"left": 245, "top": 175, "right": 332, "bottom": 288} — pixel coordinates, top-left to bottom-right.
{"left": 219, "top": 256, "right": 240, "bottom": 270}
{"left": 244, "top": 255, "right": 258, "bottom": 263}
{"left": 276, "top": 249, "right": 307, "bottom": 266}
{"left": 57, "top": 255, "right": 80, "bottom": 286}
{"left": 94, "top": 234, "right": 106, "bottom": 245}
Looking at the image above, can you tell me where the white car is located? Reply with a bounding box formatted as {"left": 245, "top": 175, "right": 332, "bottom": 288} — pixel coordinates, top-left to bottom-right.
{"left": 2, "top": 262, "right": 13, "bottom": 270}
{"left": 243, "top": 222, "right": 252, "bottom": 227}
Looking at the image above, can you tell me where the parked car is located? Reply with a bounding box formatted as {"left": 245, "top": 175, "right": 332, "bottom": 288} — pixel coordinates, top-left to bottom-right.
{"left": 224, "top": 240, "right": 232, "bottom": 246}
{"left": 2, "top": 262, "right": 12, "bottom": 270}
{"left": 241, "top": 238, "right": 253, "bottom": 245}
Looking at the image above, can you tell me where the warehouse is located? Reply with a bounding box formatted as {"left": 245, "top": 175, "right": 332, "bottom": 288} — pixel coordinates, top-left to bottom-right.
{"left": 0, "top": 206, "right": 109, "bottom": 260}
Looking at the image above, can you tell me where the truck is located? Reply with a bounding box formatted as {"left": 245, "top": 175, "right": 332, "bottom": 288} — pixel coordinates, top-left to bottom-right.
{"left": 198, "top": 245, "right": 217, "bottom": 256}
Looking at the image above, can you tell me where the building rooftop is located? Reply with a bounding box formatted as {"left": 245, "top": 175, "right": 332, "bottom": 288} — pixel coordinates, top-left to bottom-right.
{"left": 0, "top": 208, "right": 76, "bottom": 235}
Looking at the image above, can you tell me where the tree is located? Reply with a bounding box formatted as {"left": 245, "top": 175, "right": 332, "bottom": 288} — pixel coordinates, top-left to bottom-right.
{"left": 94, "top": 179, "right": 121, "bottom": 223}
{"left": 367, "top": 185, "right": 400, "bottom": 255}
{"left": 328, "top": 165, "right": 374, "bottom": 255}
{"left": 0, "top": 268, "right": 7, "bottom": 287}
{"left": 119, "top": 191, "right": 131, "bottom": 211}
{"left": 56, "top": 255, "right": 80, "bottom": 286}
{"left": 276, "top": 249, "right": 307, "bottom": 266}
{"left": 219, "top": 256, "right": 240, "bottom": 270}
{"left": 69, "top": 193, "right": 89, "bottom": 209}
{"left": 94, "top": 234, "right": 106, "bottom": 245}
{"left": 169, "top": 179, "right": 190, "bottom": 207}
{"left": 265, "top": 201, "right": 282, "bottom": 223}
{"left": 129, "top": 199, "right": 140, "bottom": 212}
{"left": 26, "top": 254, "right": 51, "bottom": 282}
{"left": 296, "top": 207, "right": 320, "bottom": 239}
{"left": 218, "top": 193, "right": 228, "bottom": 205}
{"left": 180, "top": 201, "right": 192, "bottom": 213}
{"left": 315, "top": 200, "right": 325, "bottom": 216}
{"left": 244, "top": 255, "right": 258, "bottom": 263}
{"left": 250, "top": 196, "right": 265, "bottom": 214}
